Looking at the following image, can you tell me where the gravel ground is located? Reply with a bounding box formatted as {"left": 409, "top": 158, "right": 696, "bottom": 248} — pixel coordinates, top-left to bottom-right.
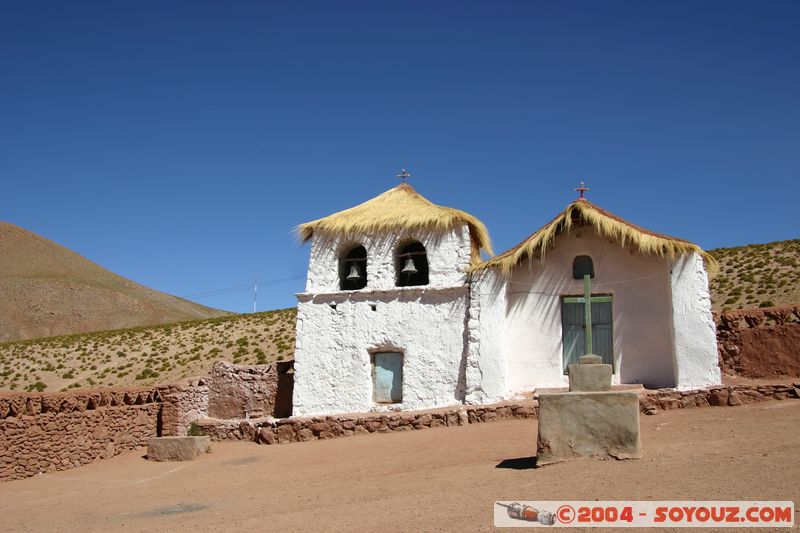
{"left": 1, "top": 401, "right": 798, "bottom": 532}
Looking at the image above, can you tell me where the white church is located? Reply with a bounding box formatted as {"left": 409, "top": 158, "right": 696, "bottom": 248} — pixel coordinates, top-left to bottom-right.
{"left": 292, "top": 181, "right": 720, "bottom": 417}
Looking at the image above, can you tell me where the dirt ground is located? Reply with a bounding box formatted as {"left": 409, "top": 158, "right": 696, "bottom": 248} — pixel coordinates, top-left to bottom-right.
{"left": 1, "top": 401, "right": 798, "bottom": 532}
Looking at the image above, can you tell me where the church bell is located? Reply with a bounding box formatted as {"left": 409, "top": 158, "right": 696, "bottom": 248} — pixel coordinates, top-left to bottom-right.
{"left": 401, "top": 257, "right": 418, "bottom": 275}
{"left": 346, "top": 263, "right": 362, "bottom": 282}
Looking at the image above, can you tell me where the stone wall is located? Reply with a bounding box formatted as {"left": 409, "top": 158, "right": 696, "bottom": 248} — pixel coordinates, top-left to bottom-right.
{"left": 715, "top": 305, "right": 800, "bottom": 378}
{"left": 195, "top": 402, "right": 538, "bottom": 443}
{"left": 159, "top": 380, "right": 209, "bottom": 437}
{"left": 639, "top": 383, "right": 799, "bottom": 412}
{"left": 195, "top": 382, "right": 799, "bottom": 446}
{"left": 0, "top": 360, "right": 297, "bottom": 482}
{"left": 0, "top": 388, "right": 161, "bottom": 481}
{"left": 207, "top": 361, "right": 279, "bottom": 419}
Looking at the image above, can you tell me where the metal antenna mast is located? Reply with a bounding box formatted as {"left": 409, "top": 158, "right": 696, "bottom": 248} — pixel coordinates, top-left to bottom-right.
{"left": 253, "top": 261, "right": 258, "bottom": 313}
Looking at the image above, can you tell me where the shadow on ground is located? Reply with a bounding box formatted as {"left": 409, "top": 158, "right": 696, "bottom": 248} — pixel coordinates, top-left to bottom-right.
{"left": 495, "top": 456, "right": 538, "bottom": 470}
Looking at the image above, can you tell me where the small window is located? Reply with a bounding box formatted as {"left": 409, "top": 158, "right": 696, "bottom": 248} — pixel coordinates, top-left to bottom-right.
{"left": 339, "top": 245, "right": 367, "bottom": 290}
{"left": 372, "top": 352, "right": 403, "bottom": 403}
{"left": 396, "top": 241, "right": 429, "bottom": 287}
{"left": 572, "top": 255, "right": 594, "bottom": 279}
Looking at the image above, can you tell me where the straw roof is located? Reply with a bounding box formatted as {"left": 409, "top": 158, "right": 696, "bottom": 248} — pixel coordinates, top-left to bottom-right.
{"left": 297, "top": 183, "right": 493, "bottom": 264}
{"left": 477, "top": 198, "right": 718, "bottom": 275}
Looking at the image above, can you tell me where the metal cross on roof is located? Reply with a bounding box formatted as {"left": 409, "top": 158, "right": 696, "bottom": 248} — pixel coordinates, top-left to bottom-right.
{"left": 397, "top": 169, "right": 411, "bottom": 183}
{"left": 575, "top": 180, "right": 590, "bottom": 199}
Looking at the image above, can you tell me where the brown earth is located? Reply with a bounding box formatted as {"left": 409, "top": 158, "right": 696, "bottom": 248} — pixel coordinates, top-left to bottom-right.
{"left": 1, "top": 401, "right": 797, "bottom": 532}
{"left": 0, "top": 221, "right": 229, "bottom": 343}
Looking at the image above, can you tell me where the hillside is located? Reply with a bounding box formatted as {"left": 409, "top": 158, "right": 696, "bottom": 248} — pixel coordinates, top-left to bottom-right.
{"left": 0, "top": 221, "right": 229, "bottom": 342}
{"left": 0, "top": 308, "right": 296, "bottom": 392}
{"left": 708, "top": 239, "right": 800, "bottom": 312}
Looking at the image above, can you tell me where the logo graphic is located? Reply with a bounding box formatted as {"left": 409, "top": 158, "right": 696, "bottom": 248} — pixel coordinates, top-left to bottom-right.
{"left": 496, "top": 502, "right": 556, "bottom": 525}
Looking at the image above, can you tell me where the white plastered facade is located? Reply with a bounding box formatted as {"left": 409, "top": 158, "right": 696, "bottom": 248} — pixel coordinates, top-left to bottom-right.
{"left": 293, "top": 213, "right": 720, "bottom": 416}
{"left": 292, "top": 224, "right": 474, "bottom": 416}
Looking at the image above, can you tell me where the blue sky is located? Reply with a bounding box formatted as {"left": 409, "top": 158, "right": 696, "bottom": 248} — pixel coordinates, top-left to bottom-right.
{"left": 2, "top": 1, "right": 798, "bottom": 313}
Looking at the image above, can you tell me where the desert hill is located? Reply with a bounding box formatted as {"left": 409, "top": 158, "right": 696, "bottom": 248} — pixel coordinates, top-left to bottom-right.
{"left": 1, "top": 238, "right": 798, "bottom": 393}
{"left": 0, "top": 221, "right": 229, "bottom": 342}
{"left": 0, "top": 308, "right": 296, "bottom": 392}
{"left": 708, "top": 238, "right": 800, "bottom": 311}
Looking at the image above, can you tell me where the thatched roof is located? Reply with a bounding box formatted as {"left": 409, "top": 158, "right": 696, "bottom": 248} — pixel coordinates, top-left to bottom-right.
{"left": 477, "top": 198, "right": 717, "bottom": 275}
{"left": 297, "top": 183, "right": 493, "bottom": 264}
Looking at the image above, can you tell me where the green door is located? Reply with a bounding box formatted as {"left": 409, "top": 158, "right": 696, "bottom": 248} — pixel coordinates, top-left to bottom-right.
{"left": 561, "top": 297, "right": 613, "bottom": 373}
{"left": 373, "top": 352, "right": 403, "bottom": 403}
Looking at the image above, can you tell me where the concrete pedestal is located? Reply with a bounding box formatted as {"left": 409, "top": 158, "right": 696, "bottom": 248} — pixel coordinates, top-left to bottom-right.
{"left": 147, "top": 436, "right": 211, "bottom": 462}
{"left": 536, "top": 390, "right": 641, "bottom": 465}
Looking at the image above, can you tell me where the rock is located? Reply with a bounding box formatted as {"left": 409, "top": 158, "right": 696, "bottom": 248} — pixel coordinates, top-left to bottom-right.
{"left": 238, "top": 421, "right": 257, "bottom": 441}
{"left": 479, "top": 411, "right": 497, "bottom": 422}
{"left": 708, "top": 389, "right": 729, "bottom": 406}
{"left": 727, "top": 392, "right": 743, "bottom": 406}
{"left": 309, "top": 422, "right": 330, "bottom": 435}
{"left": 430, "top": 419, "right": 445, "bottom": 428}
{"left": 680, "top": 396, "right": 696, "bottom": 409}
{"left": 147, "top": 437, "right": 210, "bottom": 462}
{"left": 296, "top": 428, "right": 314, "bottom": 442}
{"left": 276, "top": 424, "right": 295, "bottom": 444}
{"left": 457, "top": 410, "right": 469, "bottom": 426}
{"left": 414, "top": 414, "right": 432, "bottom": 427}
{"left": 694, "top": 395, "right": 710, "bottom": 408}
{"left": 514, "top": 406, "right": 536, "bottom": 418}
{"left": 644, "top": 406, "right": 657, "bottom": 415}
{"left": 258, "top": 428, "right": 276, "bottom": 445}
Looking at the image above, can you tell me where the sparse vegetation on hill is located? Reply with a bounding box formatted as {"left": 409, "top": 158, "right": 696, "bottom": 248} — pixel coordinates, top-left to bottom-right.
{"left": 0, "top": 308, "right": 296, "bottom": 392}
{"left": 708, "top": 239, "right": 800, "bottom": 312}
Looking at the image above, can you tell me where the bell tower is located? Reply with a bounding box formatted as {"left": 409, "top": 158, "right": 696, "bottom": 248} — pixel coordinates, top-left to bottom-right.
{"left": 291, "top": 177, "right": 492, "bottom": 416}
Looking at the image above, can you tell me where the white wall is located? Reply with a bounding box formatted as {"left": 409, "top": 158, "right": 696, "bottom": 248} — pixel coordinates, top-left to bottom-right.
{"left": 670, "top": 252, "right": 721, "bottom": 389}
{"left": 294, "top": 224, "right": 474, "bottom": 416}
{"left": 465, "top": 270, "right": 507, "bottom": 403}
{"left": 304, "top": 224, "right": 473, "bottom": 293}
{"left": 292, "top": 287, "right": 469, "bottom": 416}
{"left": 504, "top": 228, "right": 677, "bottom": 391}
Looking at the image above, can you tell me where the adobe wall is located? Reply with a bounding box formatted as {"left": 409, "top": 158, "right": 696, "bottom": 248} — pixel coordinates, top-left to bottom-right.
{"left": 0, "top": 388, "right": 161, "bottom": 481}
{"left": 196, "top": 382, "right": 799, "bottom": 445}
{"left": 0, "top": 360, "right": 295, "bottom": 482}
{"left": 294, "top": 225, "right": 474, "bottom": 417}
{"left": 159, "top": 379, "right": 209, "bottom": 437}
{"left": 715, "top": 305, "right": 800, "bottom": 378}
{"left": 504, "top": 229, "right": 679, "bottom": 390}
{"left": 207, "top": 361, "right": 277, "bottom": 419}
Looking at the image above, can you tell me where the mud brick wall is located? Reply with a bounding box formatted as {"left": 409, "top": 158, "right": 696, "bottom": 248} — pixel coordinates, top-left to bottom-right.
{"left": 640, "top": 383, "right": 800, "bottom": 412}
{"left": 159, "top": 380, "right": 209, "bottom": 436}
{"left": 715, "top": 305, "right": 800, "bottom": 378}
{"left": 207, "top": 361, "right": 278, "bottom": 419}
{"left": 196, "top": 382, "right": 800, "bottom": 446}
{"left": 196, "top": 403, "right": 538, "bottom": 443}
{"left": 0, "top": 388, "right": 161, "bottom": 482}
